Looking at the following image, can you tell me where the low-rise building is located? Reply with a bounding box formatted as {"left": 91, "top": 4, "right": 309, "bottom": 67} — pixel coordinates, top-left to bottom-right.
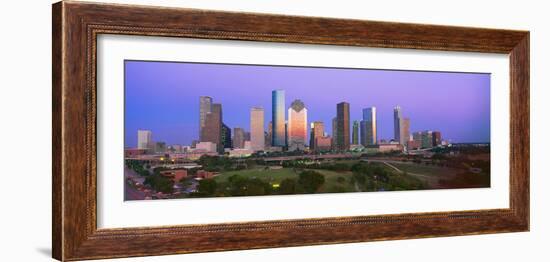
{"left": 155, "top": 142, "right": 167, "bottom": 153}
{"left": 407, "top": 140, "right": 422, "bottom": 150}
{"left": 228, "top": 148, "right": 255, "bottom": 157}
{"left": 159, "top": 169, "right": 188, "bottom": 183}
{"left": 314, "top": 136, "right": 332, "bottom": 152}
{"left": 195, "top": 142, "right": 217, "bottom": 153}
{"left": 170, "top": 144, "right": 183, "bottom": 153}
{"left": 378, "top": 143, "right": 404, "bottom": 153}
{"left": 124, "top": 148, "right": 148, "bottom": 157}
{"left": 265, "top": 146, "right": 283, "bottom": 152}
{"left": 196, "top": 170, "right": 217, "bottom": 179}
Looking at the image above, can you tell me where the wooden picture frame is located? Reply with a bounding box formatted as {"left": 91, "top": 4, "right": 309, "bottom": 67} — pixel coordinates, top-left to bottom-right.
{"left": 52, "top": 1, "right": 529, "bottom": 261}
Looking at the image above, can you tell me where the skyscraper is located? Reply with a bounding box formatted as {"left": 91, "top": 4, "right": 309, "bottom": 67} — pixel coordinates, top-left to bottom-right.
{"left": 287, "top": 100, "right": 308, "bottom": 151}
{"left": 421, "top": 130, "right": 433, "bottom": 148}
{"left": 271, "top": 90, "right": 286, "bottom": 147}
{"left": 155, "top": 142, "right": 166, "bottom": 153}
{"left": 312, "top": 121, "right": 325, "bottom": 151}
{"left": 360, "top": 107, "right": 377, "bottom": 146}
{"left": 393, "top": 106, "right": 402, "bottom": 143}
{"left": 312, "top": 121, "right": 325, "bottom": 140}
{"left": 285, "top": 121, "right": 288, "bottom": 147}
{"left": 432, "top": 131, "right": 442, "bottom": 146}
{"left": 401, "top": 117, "right": 410, "bottom": 145}
{"left": 233, "top": 127, "right": 245, "bottom": 149}
{"left": 336, "top": 102, "right": 350, "bottom": 151}
{"left": 250, "top": 107, "right": 265, "bottom": 151}
{"left": 221, "top": 123, "right": 232, "bottom": 149}
{"left": 413, "top": 131, "right": 423, "bottom": 145}
{"left": 199, "top": 96, "right": 212, "bottom": 141}
{"left": 137, "top": 130, "right": 152, "bottom": 150}
{"left": 309, "top": 122, "right": 315, "bottom": 149}
{"left": 332, "top": 117, "right": 338, "bottom": 150}
{"left": 201, "top": 103, "right": 222, "bottom": 153}
{"left": 352, "top": 120, "right": 359, "bottom": 145}
{"left": 264, "top": 132, "right": 271, "bottom": 148}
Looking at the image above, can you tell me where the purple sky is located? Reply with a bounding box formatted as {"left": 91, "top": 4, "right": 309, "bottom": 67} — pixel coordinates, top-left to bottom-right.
{"left": 124, "top": 60, "right": 490, "bottom": 147}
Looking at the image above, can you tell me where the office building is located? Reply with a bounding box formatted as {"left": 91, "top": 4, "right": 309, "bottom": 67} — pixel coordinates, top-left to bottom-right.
{"left": 332, "top": 117, "right": 338, "bottom": 150}
{"left": 221, "top": 123, "right": 232, "bottom": 149}
{"left": 285, "top": 121, "right": 288, "bottom": 147}
{"left": 336, "top": 102, "right": 350, "bottom": 151}
{"left": 352, "top": 120, "right": 359, "bottom": 145}
{"left": 315, "top": 136, "right": 332, "bottom": 152}
{"left": 201, "top": 103, "right": 223, "bottom": 153}
{"left": 401, "top": 117, "right": 410, "bottom": 145}
{"left": 271, "top": 90, "right": 286, "bottom": 147}
{"left": 155, "top": 142, "right": 166, "bottom": 153}
{"left": 432, "top": 131, "right": 442, "bottom": 146}
{"left": 287, "top": 99, "right": 308, "bottom": 151}
{"left": 421, "top": 130, "right": 433, "bottom": 148}
{"left": 407, "top": 140, "right": 422, "bottom": 150}
{"left": 137, "top": 130, "right": 152, "bottom": 150}
{"left": 199, "top": 96, "right": 213, "bottom": 141}
{"left": 412, "top": 131, "right": 422, "bottom": 145}
{"left": 311, "top": 121, "right": 324, "bottom": 151}
{"left": 394, "top": 106, "right": 403, "bottom": 143}
{"left": 170, "top": 144, "right": 183, "bottom": 153}
{"left": 232, "top": 127, "right": 245, "bottom": 149}
{"left": 309, "top": 123, "right": 315, "bottom": 149}
{"left": 250, "top": 107, "right": 265, "bottom": 151}
{"left": 264, "top": 131, "right": 271, "bottom": 148}
{"left": 360, "top": 107, "right": 377, "bottom": 146}
{"left": 195, "top": 142, "right": 217, "bottom": 153}
{"left": 266, "top": 121, "right": 272, "bottom": 147}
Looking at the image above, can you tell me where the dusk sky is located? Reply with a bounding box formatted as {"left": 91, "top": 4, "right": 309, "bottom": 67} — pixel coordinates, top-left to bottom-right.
{"left": 124, "top": 60, "right": 490, "bottom": 148}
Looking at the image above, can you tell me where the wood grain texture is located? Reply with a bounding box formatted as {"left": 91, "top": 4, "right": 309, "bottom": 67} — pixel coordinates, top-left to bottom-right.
{"left": 52, "top": 1, "right": 530, "bottom": 261}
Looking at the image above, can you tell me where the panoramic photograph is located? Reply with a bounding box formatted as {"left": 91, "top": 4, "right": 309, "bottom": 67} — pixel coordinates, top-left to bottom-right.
{"left": 124, "top": 60, "right": 491, "bottom": 201}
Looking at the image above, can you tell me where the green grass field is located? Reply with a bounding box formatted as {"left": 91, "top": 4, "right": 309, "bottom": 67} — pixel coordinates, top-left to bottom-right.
{"left": 389, "top": 162, "right": 461, "bottom": 177}
{"left": 313, "top": 169, "right": 356, "bottom": 193}
{"left": 215, "top": 166, "right": 358, "bottom": 193}
{"left": 215, "top": 167, "right": 298, "bottom": 183}
{"left": 212, "top": 161, "right": 445, "bottom": 194}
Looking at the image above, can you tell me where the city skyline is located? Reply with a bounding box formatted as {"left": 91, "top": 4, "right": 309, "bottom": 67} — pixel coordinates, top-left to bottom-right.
{"left": 125, "top": 60, "right": 490, "bottom": 147}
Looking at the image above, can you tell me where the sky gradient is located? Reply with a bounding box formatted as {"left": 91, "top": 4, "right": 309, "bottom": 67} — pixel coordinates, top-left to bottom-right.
{"left": 124, "top": 60, "right": 490, "bottom": 148}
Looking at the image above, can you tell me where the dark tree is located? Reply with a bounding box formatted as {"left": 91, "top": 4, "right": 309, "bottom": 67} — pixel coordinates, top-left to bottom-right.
{"left": 144, "top": 174, "right": 174, "bottom": 193}
{"left": 298, "top": 170, "right": 325, "bottom": 193}
{"left": 278, "top": 178, "right": 297, "bottom": 194}
{"left": 197, "top": 179, "right": 217, "bottom": 196}
{"left": 226, "top": 175, "right": 272, "bottom": 196}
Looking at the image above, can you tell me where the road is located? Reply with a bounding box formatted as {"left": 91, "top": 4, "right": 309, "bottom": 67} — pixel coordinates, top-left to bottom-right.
{"left": 261, "top": 153, "right": 358, "bottom": 162}
{"left": 124, "top": 183, "right": 146, "bottom": 200}
{"left": 364, "top": 159, "right": 441, "bottom": 187}
{"left": 125, "top": 167, "right": 145, "bottom": 184}
{"left": 124, "top": 167, "right": 147, "bottom": 200}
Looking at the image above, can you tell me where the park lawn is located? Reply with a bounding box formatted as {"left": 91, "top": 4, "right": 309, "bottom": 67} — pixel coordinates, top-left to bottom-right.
{"left": 215, "top": 167, "right": 298, "bottom": 184}
{"left": 389, "top": 162, "right": 462, "bottom": 177}
{"left": 310, "top": 169, "right": 356, "bottom": 193}
{"left": 215, "top": 167, "right": 357, "bottom": 193}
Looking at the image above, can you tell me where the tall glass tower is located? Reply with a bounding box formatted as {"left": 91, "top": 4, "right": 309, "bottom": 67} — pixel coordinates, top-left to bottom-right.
{"left": 271, "top": 90, "right": 286, "bottom": 147}
{"left": 393, "top": 106, "right": 402, "bottom": 142}
{"left": 352, "top": 120, "right": 359, "bottom": 145}
{"left": 361, "top": 107, "right": 377, "bottom": 146}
